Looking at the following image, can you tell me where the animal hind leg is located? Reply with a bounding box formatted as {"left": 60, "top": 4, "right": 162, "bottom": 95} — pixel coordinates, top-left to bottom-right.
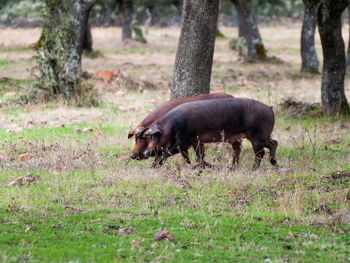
{"left": 231, "top": 140, "right": 242, "bottom": 166}
{"left": 252, "top": 142, "right": 265, "bottom": 170}
{"left": 263, "top": 138, "right": 278, "bottom": 166}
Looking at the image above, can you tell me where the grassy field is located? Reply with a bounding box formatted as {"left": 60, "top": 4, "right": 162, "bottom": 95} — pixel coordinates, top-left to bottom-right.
{"left": 0, "top": 26, "right": 350, "bottom": 262}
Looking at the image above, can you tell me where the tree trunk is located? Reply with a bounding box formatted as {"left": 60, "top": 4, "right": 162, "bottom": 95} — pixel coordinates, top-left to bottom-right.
{"left": 118, "top": 0, "right": 133, "bottom": 40}
{"left": 316, "top": 1, "right": 349, "bottom": 115}
{"left": 82, "top": 19, "right": 93, "bottom": 53}
{"left": 231, "top": 0, "right": 266, "bottom": 59}
{"left": 74, "top": 1, "right": 95, "bottom": 68}
{"left": 170, "top": 0, "right": 219, "bottom": 99}
{"left": 346, "top": 6, "right": 350, "bottom": 70}
{"left": 300, "top": 5, "right": 319, "bottom": 73}
{"left": 147, "top": 5, "right": 156, "bottom": 26}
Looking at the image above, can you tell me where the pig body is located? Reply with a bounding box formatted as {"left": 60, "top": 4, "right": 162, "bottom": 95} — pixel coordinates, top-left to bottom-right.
{"left": 144, "top": 98, "right": 278, "bottom": 169}
{"left": 128, "top": 93, "right": 234, "bottom": 164}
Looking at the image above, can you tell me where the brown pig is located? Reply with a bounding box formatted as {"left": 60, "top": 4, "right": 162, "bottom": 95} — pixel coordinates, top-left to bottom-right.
{"left": 127, "top": 93, "right": 234, "bottom": 164}
{"left": 143, "top": 98, "right": 278, "bottom": 169}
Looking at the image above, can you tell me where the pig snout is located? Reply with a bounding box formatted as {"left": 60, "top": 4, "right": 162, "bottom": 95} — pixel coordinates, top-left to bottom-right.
{"left": 130, "top": 152, "right": 146, "bottom": 160}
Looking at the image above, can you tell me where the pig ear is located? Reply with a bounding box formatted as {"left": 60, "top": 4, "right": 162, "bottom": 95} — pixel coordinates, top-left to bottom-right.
{"left": 127, "top": 127, "right": 146, "bottom": 139}
{"left": 127, "top": 128, "right": 135, "bottom": 139}
{"left": 143, "top": 125, "right": 161, "bottom": 136}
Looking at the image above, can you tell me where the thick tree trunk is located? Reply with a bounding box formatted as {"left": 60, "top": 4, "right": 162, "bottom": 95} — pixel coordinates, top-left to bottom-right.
{"left": 231, "top": 0, "right": 266, "bottom": 59}
{"left": 118, "top": 0, "right": 133, "bottom": 40}
{"left": 82, "top": 21, "right": 93, "bottom": 53}
{"left": 317, "top": 1, "right": 349, "bottom": 115}
{"left": 301, "top": 5, "right": 319, "bottom": 72}
{"left": 170, "top": 0, "right": 219, "bottom": 99}
{"left": 74, "top": 1, "right": 95, "bottom": 68}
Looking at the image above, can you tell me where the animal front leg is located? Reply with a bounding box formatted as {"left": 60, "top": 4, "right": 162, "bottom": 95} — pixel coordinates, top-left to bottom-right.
{"left": 180, "top": 148, "right": 191, "bottom": 164}
{"left": 152, "top": 144, "right": 181, "bottom": 168}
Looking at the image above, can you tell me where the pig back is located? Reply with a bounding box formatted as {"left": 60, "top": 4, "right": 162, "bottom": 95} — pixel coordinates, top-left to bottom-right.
{"left": 162, "top": 98, "right": 274, "bottom": 141}
{"left": 139, "top": 93, "right": 233, "bottom": 128}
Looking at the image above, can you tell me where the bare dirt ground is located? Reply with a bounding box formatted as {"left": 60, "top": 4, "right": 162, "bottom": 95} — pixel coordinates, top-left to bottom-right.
{"left": 1, "top": 25, "right": 349, "bottom": 105}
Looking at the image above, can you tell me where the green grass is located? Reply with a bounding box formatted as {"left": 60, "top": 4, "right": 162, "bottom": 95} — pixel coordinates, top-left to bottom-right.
{"left": 0, "top": 60, "right": 9, "bottom": 68}
{"left": 1, "top": 166, "right": 349, "bottom": 262}
{"left": 1, "top": 209, "right": 349, "bottom": 262}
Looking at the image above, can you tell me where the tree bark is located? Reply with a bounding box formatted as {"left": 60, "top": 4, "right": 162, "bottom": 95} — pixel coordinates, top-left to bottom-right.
{"left": 231, "top": 0, "right": 266, "bottom": 59}
{"left": 74, "top": 1, "right": 95, "bottom": 68}
{"left": 170, "top": 0, "right": 219, "bottom": 99}
{"left": 316, "top": 0, "right": 350, "bottom": 115}
{"left": 118, "top": 0, "right": 133, "bottom": 40}
{"left": 300, "top": 5, "right": 319, "bottom": 72}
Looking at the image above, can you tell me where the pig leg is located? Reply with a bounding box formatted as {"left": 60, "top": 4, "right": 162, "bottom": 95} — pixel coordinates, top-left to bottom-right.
{"left": 231, "top": 140, "right": 242, "bottom": 166}
{"left": 151, "top": 155, "right": 162, "bottom": 168}
{"left": 263, "top": 138, "right": 278, "bottom": 166}
{"left": 180, "top": 148, "right": 191, "bottom": 164}
{"left": 152, "top": 144, "right": 182, "bottom": 168}
{"left": 252, "top": 142, "right": 265, "bottom": 170}
{"left": 192, "top": 142, "right": 212, "bottom": 168}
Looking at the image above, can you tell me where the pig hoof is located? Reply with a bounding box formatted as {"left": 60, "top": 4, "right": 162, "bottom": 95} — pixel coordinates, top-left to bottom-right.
{"left": 270, "top": 158, "right": 277, "bottom": 166}
{"left": 227, "top": 165, "right": 235, "bottom": 171}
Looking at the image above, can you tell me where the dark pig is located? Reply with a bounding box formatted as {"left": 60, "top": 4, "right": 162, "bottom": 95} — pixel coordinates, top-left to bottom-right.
{"left": 143, "top": 98, "right": 278, "bottom": 169}
{"left": 128, "top": 93, "right": 234, "bottom": 164}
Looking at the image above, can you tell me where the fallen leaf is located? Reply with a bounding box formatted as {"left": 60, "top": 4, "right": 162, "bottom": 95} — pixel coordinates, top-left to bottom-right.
{"left": 19, "top": 153, "right": 34, "bottom": 161}
{"left": 80, "top": 153, "right": 92, "bottom": 161}
{"left": 93, "top": 70, "right": 113, "bottom": 82}
{"left": 227, "top": 190, "right": 236, "bottom": 198}
{"left": 7, "top": 174, "right": 39, "bottom": 187}
{"left": 154, "top": 230, "right": 175, "bottom": 241}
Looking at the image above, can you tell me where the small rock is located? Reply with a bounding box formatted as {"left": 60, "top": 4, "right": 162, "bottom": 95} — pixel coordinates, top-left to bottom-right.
{"left": 19, "top": 153, "right": 34, "bottom": 161}
{"left": 82, "top": 127, "right": 93, "bottom": 133}
{"left": 154, "top": 230, "right": 175, "bottom": 241}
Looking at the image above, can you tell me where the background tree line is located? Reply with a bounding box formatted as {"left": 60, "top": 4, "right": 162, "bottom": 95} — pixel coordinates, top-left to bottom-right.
{"left": 0, "top": 0, "right": 349, "bottom": 116}
{"left": 0, "top": 0, "right": 307, "bottom": 26}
